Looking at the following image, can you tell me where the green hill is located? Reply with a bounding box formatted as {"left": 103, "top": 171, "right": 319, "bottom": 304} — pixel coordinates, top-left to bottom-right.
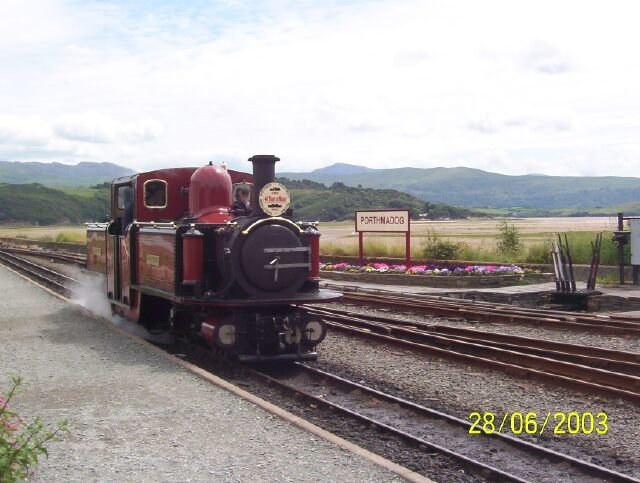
{"left": 0, "top": 161, "right": 135, "bottom": 186}
{"left": 0, "top": 180, "right": 473, "bottom": 225}
{"left": 279, "top": 178, "right": 477, "bottom": 221}
{"left": 0, "top": 183, "right": 109, "bottom": 224}
{"left": 280, "top": 164, "right": 640, "bottom": 211}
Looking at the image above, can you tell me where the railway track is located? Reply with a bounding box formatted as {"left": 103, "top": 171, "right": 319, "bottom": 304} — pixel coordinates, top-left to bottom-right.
{"left": 310, "top": 306, "right": 640, "bottom": 369}
{"left": 334, "top": 289, "right": 640, "bottom": 335}
{"left": 304, "top": 305, "right": 640, "bottom": 403}
{"left": 0, "top": 249, "right": 79, "bottom": 295}
{"left": 1, "top": 249, "right": 639, "bottom": 481}
{"left": 4, "top": 246, "right": 640, "bottom": 402}
{"left": 246, "top": 362, "right": 639, "bottom": 482}
{"left": 0, "top": 245, "right": 85, "bottom": 266}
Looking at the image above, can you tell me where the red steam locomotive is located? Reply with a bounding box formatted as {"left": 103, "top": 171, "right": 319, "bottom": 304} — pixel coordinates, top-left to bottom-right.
{"left": 87, "top": 155, "right": 340, "bottom": 360}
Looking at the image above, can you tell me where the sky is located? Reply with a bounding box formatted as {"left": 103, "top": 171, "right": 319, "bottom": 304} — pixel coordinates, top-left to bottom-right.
{"left": 1, "top": 0, "right": 640, "bottom": 176}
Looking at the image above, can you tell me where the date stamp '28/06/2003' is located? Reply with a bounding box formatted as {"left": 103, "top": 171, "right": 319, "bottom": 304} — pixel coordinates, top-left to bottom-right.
{"left": 468, "top": 411, "right": 608, "bottom": 436}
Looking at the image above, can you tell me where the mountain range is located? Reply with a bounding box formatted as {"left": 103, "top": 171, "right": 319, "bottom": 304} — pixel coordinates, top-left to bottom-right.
{"left": 1, "top": 160, "right": 639, "bottom": 215}
{"left": 0, "top": 161, "right": 135, "bottom": 186}
{"left": 280, "top": 163, "right": 640, "bottom": 211}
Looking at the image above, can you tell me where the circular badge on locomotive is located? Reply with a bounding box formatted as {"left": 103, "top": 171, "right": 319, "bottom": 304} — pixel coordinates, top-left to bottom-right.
{"left": 259, "top": 182, "right": 290, "bottom": 217}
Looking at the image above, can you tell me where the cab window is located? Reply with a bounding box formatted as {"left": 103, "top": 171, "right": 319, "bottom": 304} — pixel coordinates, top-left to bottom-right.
{"left": 117, "top": 185, "right": 132, "bottom": 210}
{"left": 144, "top": 180, "right": 167, "bottom": 208}
{"left": 233, "top": 183, "right": 252, "bottom": 207}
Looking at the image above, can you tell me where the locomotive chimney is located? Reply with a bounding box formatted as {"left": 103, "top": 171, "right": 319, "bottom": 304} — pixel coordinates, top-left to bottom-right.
{"left": 248, "top": 154, "right": 280, "bottom": 216}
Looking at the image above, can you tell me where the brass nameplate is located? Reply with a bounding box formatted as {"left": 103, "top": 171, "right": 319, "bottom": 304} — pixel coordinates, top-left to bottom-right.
{"left": 92, "top": 247, "right": 102, "bottom": 256}
{"left": 146, "top": 254, "right": 160, "bottom": 266}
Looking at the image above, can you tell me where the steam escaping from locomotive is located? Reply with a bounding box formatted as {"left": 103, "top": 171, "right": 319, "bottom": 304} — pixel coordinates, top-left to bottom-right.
{"left": 86, "top": 154, "right": 341, "bottom": 361}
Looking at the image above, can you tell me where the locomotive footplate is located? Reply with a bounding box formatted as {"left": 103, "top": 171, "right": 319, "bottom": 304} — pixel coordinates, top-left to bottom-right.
{"left": 131, "top": 285, "right": 342, "bottom": 307}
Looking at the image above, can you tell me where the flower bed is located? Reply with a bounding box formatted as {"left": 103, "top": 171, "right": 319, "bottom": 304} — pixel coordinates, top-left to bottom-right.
{"left": 321, "top": 262, "right": 534, "bottom": 276}
{"left": 319, "top": 262, "right": 550, "bottom": 288}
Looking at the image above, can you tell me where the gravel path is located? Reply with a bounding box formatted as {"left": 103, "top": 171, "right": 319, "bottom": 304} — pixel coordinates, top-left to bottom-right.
{"left": 0, "top": 265, "right": 402, "bottom": 482}
{"left": 312, "top": 329, "right": 640, "bottom": 479}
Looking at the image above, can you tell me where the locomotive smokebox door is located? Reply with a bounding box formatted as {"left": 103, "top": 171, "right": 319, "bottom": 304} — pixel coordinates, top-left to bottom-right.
{"left": 239, "top": 223, "right": 309, "bottom": 294}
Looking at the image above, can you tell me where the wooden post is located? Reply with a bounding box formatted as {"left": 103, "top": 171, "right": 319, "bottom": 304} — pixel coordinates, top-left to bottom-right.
{"left": 358, "top": 232, "right": 364, "bottom": 266}
{"left": 405, "top": 224, "right": 411, "bottom": 268}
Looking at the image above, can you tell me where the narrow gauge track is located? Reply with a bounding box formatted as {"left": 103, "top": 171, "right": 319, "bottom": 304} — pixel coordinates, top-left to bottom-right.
{"left": 335, "top": 290, "right": 640, "bottom": 336}
{"left": 0, "top": 249, "right": 78, "bottom": 296}
{"left": 247, "top": 362, "right": 639, "bottom": 483}
{"left": 311, "top": 307, "right": 640, "bottom": 367}
{"left": 2, "top": 251, "right": 639, "bottom": 481}
{"left": 304, "top": 305, "right": 640, "bottom": 403}
{"left": 0, "top": 245, "right": 86, "bottom": 266}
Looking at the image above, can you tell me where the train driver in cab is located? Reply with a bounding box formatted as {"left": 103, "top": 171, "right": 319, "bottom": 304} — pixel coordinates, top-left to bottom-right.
{"left": 233, "top": 186, "right": 251, "bottom": 216}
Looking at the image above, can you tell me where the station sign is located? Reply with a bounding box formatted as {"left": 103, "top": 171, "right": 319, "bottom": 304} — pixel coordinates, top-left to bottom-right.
{"left": 355, "top": 210, "right": 410, "bottom": 233}
{"left": 354, "top": 209, "right": 411, "bottom": 267}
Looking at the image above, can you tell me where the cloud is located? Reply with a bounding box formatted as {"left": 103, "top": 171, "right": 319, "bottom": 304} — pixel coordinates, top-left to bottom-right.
{"left": 0, "top": 113, "right": 162, "bottom": 164}
{"left": 0, "top": 0, "right": 74, "bottom": 47}
{"left": 504, "top": 116, "right": 572, "bottom": 134}
{"left": 466, "top": 119, "right": 500, "bottom": 134}
{"left": 522, "top": 41, "right": 571, "bottom": 74}
{"left": 53, "top": 113, "right": 162, "bottom": 144}
{"left": 0, "top": 0, "right": 639, "bottom": 176}
{"left": 0, "top": 116, "right": 53, "bottom": 147}
{"left": 531, "top": 119, "right": 571, "bottom": 134}
{"left": 394, "top": 49, "right": 431, "bottom": 67}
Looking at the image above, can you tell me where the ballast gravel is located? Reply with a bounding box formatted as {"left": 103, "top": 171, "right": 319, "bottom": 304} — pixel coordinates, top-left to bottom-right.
{"left": 312, "top": 328, "right": 640, "bottom": 479}
{"left": 0, "top": 265, "right": 402, "bottom": 482}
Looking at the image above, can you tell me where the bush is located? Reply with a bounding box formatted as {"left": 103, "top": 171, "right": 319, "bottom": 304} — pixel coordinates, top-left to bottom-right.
{"left": 1, "top": 375, "right": 68, "bottom": 482}
{"left": 422, "top": 229, "right": 466, "bottom": 260}
{"left": 495, "top": 219, "right": 522, "bottom": 258}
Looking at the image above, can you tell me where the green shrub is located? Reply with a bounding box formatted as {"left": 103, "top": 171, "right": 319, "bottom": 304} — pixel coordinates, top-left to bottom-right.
{"left": 495, "top": 219, "right": 522, "bottom": 258}
{"left": 1, "top": 375, "right": 69, "bottom": 482}
{"left": 422, "top": 229, "right": 466, "bottom": 260}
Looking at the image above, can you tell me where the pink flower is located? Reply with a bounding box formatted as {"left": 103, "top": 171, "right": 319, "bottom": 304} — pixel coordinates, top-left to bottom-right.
{"left": 3, "top": 420, "right": 19, "bottom": 431}
{"left": 410, "top": 265, "right": 427, "bottom": 271}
